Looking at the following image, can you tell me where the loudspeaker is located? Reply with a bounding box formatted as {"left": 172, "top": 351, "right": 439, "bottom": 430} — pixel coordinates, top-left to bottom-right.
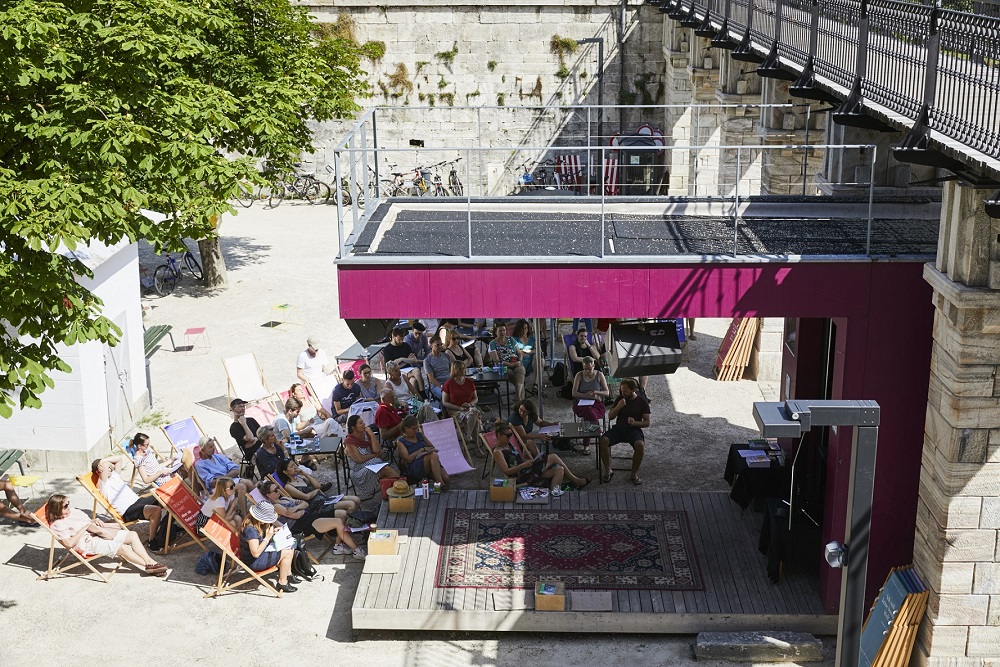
{"left": 607, "top": 322, "right": 682, "bottom": 377}
{"left": 345, "top": 319, "right": 397, "bottom": 347}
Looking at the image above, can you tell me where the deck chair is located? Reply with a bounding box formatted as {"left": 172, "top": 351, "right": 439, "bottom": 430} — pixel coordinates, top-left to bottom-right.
{"left": 76, "top": 472, "right": 146, "bottom": 530}
{"left": 479, "top": 429, "right": 529, "bottom": 480}
{"left": 261, "top": 476, "right": 335, "bottom": 563}
{"left": 419, "top": 418, "right": 474, "bottom": 476}
{"left": 114, "top": 435, "right": 170, "bottom": 488}
{"left": 162, "top": 417, "right": 213, "bottom": 492}
{"left": 152, "top": 476, "right": 207, "bottom": 555}
{"left": 34, "top": 507, "right": 121, "bottom": 583}
{"left": 200, "top": 514, "right": 281, "bottom": 598}
{"left": 348, "top": 400, "right": 379, "bottom": 427}
{"left": 223, "top": 352, "right": 279, "bottom": 410}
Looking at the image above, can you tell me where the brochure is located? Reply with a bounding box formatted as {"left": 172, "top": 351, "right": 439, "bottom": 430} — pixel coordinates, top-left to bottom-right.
{"left": 364, "top": 461, "right": 389, "bottom": 474}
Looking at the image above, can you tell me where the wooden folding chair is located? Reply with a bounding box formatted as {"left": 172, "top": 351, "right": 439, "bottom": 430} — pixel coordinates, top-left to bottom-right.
{"left": 152, "top": 476, "right": 207, "bottom": 555}
{"left": 200, "top": 514, "right": 281, "bottom": 598}
{"left": 223, "top": 352, "right": 279, "bottom": 412}
{"left": 260, "top": 477, "right": 335, "bottom": 563}
{"left": 419, "top": 418, "right": 475, "bottom": 477}
{"left": 76, "top": 472, "right": 146, "bottom": 530}
{"left": 33, "top": 508, "right": 120, "bottom": 584}
{"left": 479, "top": 430, "right": 529, "bottom": 480}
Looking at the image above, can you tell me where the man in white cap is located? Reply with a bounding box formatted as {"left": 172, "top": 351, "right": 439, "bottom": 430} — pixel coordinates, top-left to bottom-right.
{"left": 296, "top": 336, "right": 337, "bottom": 398}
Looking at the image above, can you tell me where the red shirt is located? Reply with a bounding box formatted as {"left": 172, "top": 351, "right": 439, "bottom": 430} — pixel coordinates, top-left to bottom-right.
{"left": 374, "top": 403, "right": 403, "bottom": 431}
{"left": 442, "top": 378, "right": 476, "bottom": 407}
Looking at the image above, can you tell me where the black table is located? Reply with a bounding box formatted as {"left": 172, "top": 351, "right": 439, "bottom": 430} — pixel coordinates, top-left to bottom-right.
{"left": 288, "top": 436, "right": 346, "bottom": 493}
{"left": 722, "top": 443, "right": 790, "bottom": 510}
{"left": 468, "top": 370, "right": 510, "bottom": 419}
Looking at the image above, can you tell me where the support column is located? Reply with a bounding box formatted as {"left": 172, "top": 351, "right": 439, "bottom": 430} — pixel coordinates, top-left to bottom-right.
{"left": 758, "top": 78, "right": 825, "bottom": 195}
{"left": 712, "top": 49, "right": 762, "bottom": 197}
{"left": 915, "top": 182, "right": 1000, "bottom": 665}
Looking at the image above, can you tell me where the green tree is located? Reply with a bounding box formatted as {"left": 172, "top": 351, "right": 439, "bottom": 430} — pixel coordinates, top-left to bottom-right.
{"left": 0, "top": 0, "right": 366, "bottom": 417}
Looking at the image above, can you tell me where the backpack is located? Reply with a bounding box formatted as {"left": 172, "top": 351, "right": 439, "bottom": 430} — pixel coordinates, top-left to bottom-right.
{"left": 195, "top": 550, "right": 222, "bottom": 575}
{"left": 550, "top": 362, "right": 567, "bottom": 387}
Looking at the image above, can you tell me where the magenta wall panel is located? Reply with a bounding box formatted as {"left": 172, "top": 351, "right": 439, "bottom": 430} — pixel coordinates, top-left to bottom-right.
{"left": 338, "top": 260, "right": 934, "bottom": 612}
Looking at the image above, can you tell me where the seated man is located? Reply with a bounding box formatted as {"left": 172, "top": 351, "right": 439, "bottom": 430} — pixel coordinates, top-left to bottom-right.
{"left": 229, "top": 398, "right": 261, "bottom": 462}
{"left": 194, "top": 437, "right": 253, "bottom": 515}
{"left": 330, "top": 370, "right": 363, "bottom": 422}
{"left": 422, "top": 336, "right": 453, "bottom": 400}
{"left": 403, "top": 321, "right": 431, "bottom": 360}
{"left": 373, "top": 387, "right": 408, "bottom": 442}
{"left": 598, "top": 378, "right": 651, "bottom": 486}
{"left": 381, "top": 327, "right": 424, "bottom": 394}
{"left": 91, "top": 456, "right": 166, "bottom": 551}
{"left": 567, "top": 328, "right": 604, "bottom": 377}
{"left": 1, "top": 479, "right": 36, "bottom": 525}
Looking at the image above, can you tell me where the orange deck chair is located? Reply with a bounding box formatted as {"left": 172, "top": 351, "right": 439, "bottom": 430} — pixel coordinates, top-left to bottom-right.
{"left": 34, "top": 507, "right": 120, "bottom": 584}
{"left": 479, "top": 429, "right": 530, "bottom": 481}
{"left": 200, "top": 513, "right": 281, "bottom": 598}
{"left": 76, "top": 471, "right": 151, "bottom": 530}
{"left": 152, "top": 476, "right": 207, "bottom": 555}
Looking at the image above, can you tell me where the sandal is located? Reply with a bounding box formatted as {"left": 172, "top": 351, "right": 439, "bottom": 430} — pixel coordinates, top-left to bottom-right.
{"left": 602, "top": 470, "right": 614, "bottom": 484}
{"left": 576, "top": 478, "right": 592, "bottom": 490}
{"left": 145, "top": 562, "right": 168, "bottom": 574}
{"left": 630, "top": 474, "right": 643, "bottom": 486}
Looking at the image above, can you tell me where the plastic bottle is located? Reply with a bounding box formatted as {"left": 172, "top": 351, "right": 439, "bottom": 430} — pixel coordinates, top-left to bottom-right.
{"left": 421, "top": 478, "right": 430, "bottom": 499}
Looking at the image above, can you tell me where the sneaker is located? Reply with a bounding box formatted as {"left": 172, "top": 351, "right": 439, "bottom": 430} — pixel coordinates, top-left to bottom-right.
{"left": 352, "top": 548, "right": 367, "bottom": 561}
{"left": 147, "top": 538, "right": 163, "bottom": 553}
{"left": 331, "top": 542, "right": 352, "bottom": 555}
{"left": 551, "top": 487, "right": 565, "bottom": 497}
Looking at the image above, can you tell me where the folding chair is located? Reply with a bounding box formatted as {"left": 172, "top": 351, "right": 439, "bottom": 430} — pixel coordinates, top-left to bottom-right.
{"left": 222, "top": 352, "right": 279, "bottom": 412}
{"left": 34, "top": 508, "right": 121, "bottom": 584}
{"left": 152, "top": 476, "right": 208, "bottom": 555}
{"left": 161, "top": 417, "right": 216, "bottom": 492}
{"left": 114, "top": 435, "right": 170, "bottom": 488}
{"left": 348, "top": 400, "right": 379, "bottom": 427}
{"left": 479, "top": 429, "right": 529, "bottom": 480}
{"left": 76, "top": 472, "right": 145, "bottom": 530}
{"left": 419, "top": 418, "right": 474, "bottom": 477}
{"left": 260, "top": 478, "right": 335, "bottom": 563}
{"left": 200, "top": 514, "right": 282, "bottom": 598}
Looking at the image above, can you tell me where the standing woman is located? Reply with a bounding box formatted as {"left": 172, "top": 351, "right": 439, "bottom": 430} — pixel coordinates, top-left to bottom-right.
{"left": 45, "top": 494, "right": 167, "bottom": 576}
{"left": 356, "top": 364, "right": 382, "bottom": 402}
{"left": 571, "top": 356, "right": 609, "bottom": 453}
{"left": 240, "top": 502, "right": 299, "bottom": 593}
{"left": 343, "top": 415, "right": 400, "bottom": 499}
{"left": 442, "top": 360, "right": 482, "bottom": 446}
{"left": 395, "top": 416, "right": 450, "bottom": 487}
{"left": 443, "top": 327, "right": 483, "bottom": 369}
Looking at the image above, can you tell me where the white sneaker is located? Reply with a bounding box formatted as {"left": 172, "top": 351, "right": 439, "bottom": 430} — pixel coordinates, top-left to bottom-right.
{"left": 331, "top": 543, "right": 351, "bottom": 555}
{"left": 352, "top": 548, "right": 367, "bottom": 561}
{"left": 551, "top": 487, "right": 565, "bottom": 497}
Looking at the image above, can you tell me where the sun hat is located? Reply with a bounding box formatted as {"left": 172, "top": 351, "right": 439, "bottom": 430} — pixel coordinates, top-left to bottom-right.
{"left": 249, "top": 501, "right": 277, "bottom": 524}
{"left": 387, "top": 479, "right": 414, "bottom": 498}
{"left": 307, "top": 336, "right": 321, "bottom": 348}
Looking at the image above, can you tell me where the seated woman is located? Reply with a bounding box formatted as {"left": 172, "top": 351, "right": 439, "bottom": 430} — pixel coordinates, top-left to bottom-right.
{"left": 343, "top": 415, "right": 400, "bottom": 499}
{"left": 196, "top": 478, "right": 242, "bottom": 532}
{"left": 384, "top": 360, "right": 417, "bottom": 403}
{"left": 568, "top": 327, "right": 602, "bottom": 377}
{"left": 355, "top": 364, "right": 382, "bottom": 403}
{"left": 442, "top": 360, "right": 481, "bottom": 446}
{"left": 511, "top": 319, "right": 537, "bottom": 379}
{"left": 259, "top": 481, "right": 366, "bottom": 561}
{"left": 92, "top": 455, "right": 165, "bottom": 551}
{"left": 571, "top": 356, "right": 610, "bottom": 453}
{"left": 508, "top": 399, "right": 558, "bottom": 458}
{"left": 241, "top": 502, "right": 299, "bottom": 593}
{"left": 252, "top": 425, "right": 290, "bottom": 480}
{"left": 289, "top": 382, "right": 332, "bottom": 422}
{"left": 489, "top": 322, "right": 526, "bottom": 401}
{"left": 489, "top": 421, "right": 589, "bottom": 496}
{"left": 130, "top": 432, "right": 183, "bottom": 488}
{"left": 395, "top": 416, "right": 450, "bottom": 487}
{"left": 45, "top": 494, "right": 167, "bottom": 576}
{"left": 274, "top": 459, "right": 357, "bottom": 515}
{"left": 443, "top": 327, "right": 483, "bottom": 369}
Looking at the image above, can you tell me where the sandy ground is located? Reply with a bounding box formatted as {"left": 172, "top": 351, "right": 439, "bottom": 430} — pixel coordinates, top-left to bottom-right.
{"left": 0, "top": 201, "right": 834, "bottom": 666}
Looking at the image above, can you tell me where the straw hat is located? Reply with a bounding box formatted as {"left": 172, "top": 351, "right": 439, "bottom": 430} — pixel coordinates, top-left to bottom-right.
{"left": 387, "top": 479, "right": 414, "bottom": 498}
{"left": 249, "top": 501, "right": 277, "bottom": 524}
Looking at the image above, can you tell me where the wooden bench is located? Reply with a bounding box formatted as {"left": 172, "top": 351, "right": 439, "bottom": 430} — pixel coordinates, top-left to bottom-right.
{"left": 144, "top": 325, "right": 175, "bottom": 357}
{"left": 0, "top": 449, "right": 25, "bottom": 477}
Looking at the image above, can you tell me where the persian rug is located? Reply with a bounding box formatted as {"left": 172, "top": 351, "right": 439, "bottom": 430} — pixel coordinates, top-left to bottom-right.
{"left": 435, "top": 508, "right": 703, "bottom": 590}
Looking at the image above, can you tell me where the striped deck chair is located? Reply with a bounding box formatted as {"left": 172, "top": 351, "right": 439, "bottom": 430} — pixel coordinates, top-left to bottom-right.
{"left": 604, "top": 156, "right": 619, "bottom": 195}
{"left": 34, "top": 508, "right": 120, "bottom": 584}
{"left": 200, "top": 514, "right": 281, "bottom": 598}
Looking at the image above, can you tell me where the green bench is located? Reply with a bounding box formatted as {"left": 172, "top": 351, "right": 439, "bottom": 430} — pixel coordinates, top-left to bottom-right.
{"left": 0, "top": 449, "right": 26, "bottom": 477}
{"left": 143, "top": 324, "right": 176, "bottom": 357}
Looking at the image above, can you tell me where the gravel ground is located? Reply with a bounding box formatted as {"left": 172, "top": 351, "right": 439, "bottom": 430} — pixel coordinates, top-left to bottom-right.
{"left": 0, "top": 201, "right": 833, "bottom": 667}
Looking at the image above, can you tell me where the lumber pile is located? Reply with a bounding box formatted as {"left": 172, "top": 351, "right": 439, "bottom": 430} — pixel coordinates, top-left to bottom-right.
{"left": 713, "top": 317, "right": 759, "bottom": 381}
{"left": 860, "top": 565, "right": 928, "bottom": 667}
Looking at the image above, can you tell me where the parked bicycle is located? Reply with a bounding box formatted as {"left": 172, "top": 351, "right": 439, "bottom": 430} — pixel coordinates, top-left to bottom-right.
{"left": 268, "top": 169, "right": 331, "bottom": 208}
{"left": 234, "top": 181, "right": 281, "bottom": 208}
{"left": 153, "top": 242, "right": 203, "bottom": 296}
{"left": 446, "top": 157, "right": 464, "bottom": 196}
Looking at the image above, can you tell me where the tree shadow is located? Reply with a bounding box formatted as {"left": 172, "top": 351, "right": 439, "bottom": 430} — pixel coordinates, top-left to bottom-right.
{"left": 138, "top": 235, "right": 272, "bottom": 300}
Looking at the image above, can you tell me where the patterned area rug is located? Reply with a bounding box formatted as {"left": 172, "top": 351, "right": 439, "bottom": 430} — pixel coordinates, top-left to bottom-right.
{"left": 435, "top": 508, "right": 703, "bottom": 590}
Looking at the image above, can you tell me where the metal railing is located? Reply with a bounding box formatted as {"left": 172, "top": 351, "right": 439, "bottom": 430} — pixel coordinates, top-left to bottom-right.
{"left": 652, "top": 0, "right": 1000, "bottom": 163}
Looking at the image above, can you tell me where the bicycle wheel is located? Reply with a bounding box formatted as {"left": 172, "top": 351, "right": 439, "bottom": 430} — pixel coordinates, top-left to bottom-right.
{"left": 306, "top": 182, "right": 329, "bottom": 204}
{"left": 268, "top": 183, "right": 286, "bottom": 208}
{"left": 234, "top": 182, "right": 255, "bottom": 208}
{"left": 450, "top": 177, "right": 464, "bottom": 197}
{"left": 153, "top": 265, "right": 177, "bottom": 296}
{"left": 184, "top": 251, "right": 203, "bottom": 281}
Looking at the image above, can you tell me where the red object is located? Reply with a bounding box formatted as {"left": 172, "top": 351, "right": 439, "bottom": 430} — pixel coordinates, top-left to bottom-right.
{"left": 379, "top": 476, "right": 403, "bottom": 500}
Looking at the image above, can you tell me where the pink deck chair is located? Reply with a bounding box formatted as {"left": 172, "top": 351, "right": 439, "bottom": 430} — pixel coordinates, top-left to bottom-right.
{"left": 419, "top": 418, "right": 474, "bottom": 476}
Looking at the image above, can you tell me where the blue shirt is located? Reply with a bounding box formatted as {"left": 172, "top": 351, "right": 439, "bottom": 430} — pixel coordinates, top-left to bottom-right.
{"left": 404, "top": 332, "right": 430, "bottom": 359}
{"left": 195, "top": 453, "right": 239, "bottom": 488}
{"left": 423, "top": 352, "right": 452, "bottom": 383}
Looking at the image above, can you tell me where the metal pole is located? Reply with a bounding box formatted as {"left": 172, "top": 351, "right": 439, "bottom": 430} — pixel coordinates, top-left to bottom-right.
{"left": 468, "top": 146, "right": 473, "bottom": 259}
{"left": 334, "top": 151, "right": 344, "bottom": 259}
{"left": 587, "top": 106, "right": 593, "bottom": 194}
{"left": 360, "top": 124, "right": 370, "bottom": 208}
{"left": 372, "top": 110, "right": 380, "bottom": 200}
{"left": 695, "top": 106, "right": 701, "bottom": 197}
{"left": 802, "top": 105, "right": 811, "bottom": 196}
{"left": 534, "top": 317, "right": 544, "bottom": 419}
{"left": 835, "top": 424, "right": 878, "bottom": 667}
{"left": 733, "top": 146, "right": 741, "bottom": 256}
{"left": 477, "top": 107, "right": 484, "bottom": 196}
{"left": 601, "top": 146, "right": 606, "bottom": 258}
{"left": 865, "top": 145, "right": 876, "bottom": 256}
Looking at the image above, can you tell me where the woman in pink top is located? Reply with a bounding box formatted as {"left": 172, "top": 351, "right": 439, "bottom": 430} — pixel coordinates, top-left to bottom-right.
{"left": 45, "top": 494, "right": 167, "bottom": 576}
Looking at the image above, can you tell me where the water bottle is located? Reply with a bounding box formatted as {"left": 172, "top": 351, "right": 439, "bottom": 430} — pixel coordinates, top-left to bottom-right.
{"left": 313, "top": 437, "right": 321, "bottom": 451}
{"left": 421, "top": 478, "right": 430, "bottom": 499}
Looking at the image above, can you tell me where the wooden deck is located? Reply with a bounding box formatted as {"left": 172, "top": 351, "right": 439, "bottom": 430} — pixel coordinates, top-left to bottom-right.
{"left": 352, "top": 490, "right": 837, "bottom": 634}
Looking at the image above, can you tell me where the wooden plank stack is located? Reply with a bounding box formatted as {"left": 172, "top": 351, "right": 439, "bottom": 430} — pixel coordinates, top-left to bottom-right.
{"left": 713, "top": 317, "right": 760, "bottom": 381}
{"left": 859, "top": 565, "right": 929, "bottom": 667}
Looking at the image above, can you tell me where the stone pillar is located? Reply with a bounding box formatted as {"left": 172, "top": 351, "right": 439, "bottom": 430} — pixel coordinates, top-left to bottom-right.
{"left": 706, "top": 49, "right": 762, "bottom": 197}
{"left": 662, "top": 22, "right": 694, "bottom": 195}
{"left": 915, "top": 182, "right": 1000, "bottom": 665}
{"left": 750, "top": 317, "right": 783, "bottom": 400}
{"left": 757, "top": 78, "right": 825, "bottom": 195}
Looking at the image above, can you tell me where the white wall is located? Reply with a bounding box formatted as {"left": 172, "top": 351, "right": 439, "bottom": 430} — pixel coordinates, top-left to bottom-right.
{"left": 0, "top": 242, "right": 146, "bottom": 471}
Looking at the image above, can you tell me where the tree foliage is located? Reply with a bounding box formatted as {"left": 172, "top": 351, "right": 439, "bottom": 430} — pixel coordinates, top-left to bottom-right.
{"left": 0, "top": 0, "right": 367, "bottom": 417}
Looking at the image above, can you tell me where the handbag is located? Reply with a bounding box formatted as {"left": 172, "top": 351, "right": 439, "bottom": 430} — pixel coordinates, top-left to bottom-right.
{"left": 291, "top": 549, "right": 317, "bottom": 580}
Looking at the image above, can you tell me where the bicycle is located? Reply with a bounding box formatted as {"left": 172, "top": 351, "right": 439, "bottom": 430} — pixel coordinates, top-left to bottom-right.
{"left": 152, "top": 242, "right": 203, "bottom": 296}
{"left": 269, "top": 170, "right": 331, "bottom": 208}
{"left": 446, "top": 157, "right": 464, "bottom": 196}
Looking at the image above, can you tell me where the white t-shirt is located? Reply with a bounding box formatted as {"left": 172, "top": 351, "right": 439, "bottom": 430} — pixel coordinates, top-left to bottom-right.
{"left": 99, "top": 472, "right": 140, "bottom": 515}
{"left": 273, "top": 416, "right": 293, "bottom": 438}
{"left": 200, "top": 495, "right": 229, "bottom": 519}
{"left": 385, "top": 376, "right": 413, "bottom": 403}
{"left": 134, "top": 450, "right": 169, "bottom": 486}
{"left": 296, "top": 348, "right": 329, "bottom": 384}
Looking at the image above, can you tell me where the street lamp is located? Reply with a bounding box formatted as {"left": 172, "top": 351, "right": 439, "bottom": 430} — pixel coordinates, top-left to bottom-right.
{"left": 752, "top": 399, "right": 879, "bottom": 667}
{"left": 576, "top": 37, "right": 605, "bottom": 146}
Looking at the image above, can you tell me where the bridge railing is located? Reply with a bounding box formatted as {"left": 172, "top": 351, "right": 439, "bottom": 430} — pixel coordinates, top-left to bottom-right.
{"left": 655, "top": 0, "right": 1000, "bottom": 165}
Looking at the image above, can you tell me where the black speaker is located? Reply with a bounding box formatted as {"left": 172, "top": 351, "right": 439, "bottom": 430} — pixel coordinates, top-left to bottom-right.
{"left": 607, "top": 322, "right": 682, "bottom": 377}
{"left": 345, "top": 319, "right": 397, "bottom": 347}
